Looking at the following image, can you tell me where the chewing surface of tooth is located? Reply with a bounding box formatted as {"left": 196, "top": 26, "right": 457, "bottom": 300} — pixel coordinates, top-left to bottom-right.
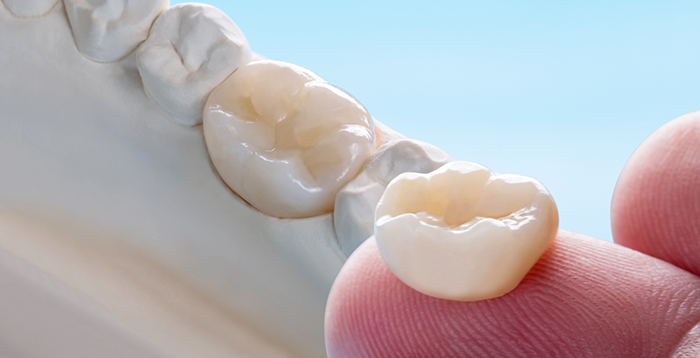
{"left": 334, "top": 139, "right": 452, "bottom": 257}
{"left": 203, "top": 60, "right": 375, "bottom": 219}
{"left": 136, "top": 3, "right": 252, "bottom": 127}
{"left": 375, "top": 161, "right": 559, "bottom": 301}
{"left": 3, "top": 0, "right": 58, "bottom": 17}
{"left": 64, "top": 0, "right": 168, "bottom": 62}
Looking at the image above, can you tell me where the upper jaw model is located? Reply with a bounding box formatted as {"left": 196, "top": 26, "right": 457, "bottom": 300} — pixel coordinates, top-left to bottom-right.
{"left": 0, "top": 1, "right": 557, "bottom": 357}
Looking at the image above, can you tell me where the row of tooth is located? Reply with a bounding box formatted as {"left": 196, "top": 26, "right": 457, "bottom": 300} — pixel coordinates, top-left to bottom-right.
{"left": 5, "top": 0, "right": 560, "bottom": 302}
{"left": 202, "top": 58, "right": 559, "bottom": 300}
{"left": 6, "top": 0, "right": 248, "bottom": 127}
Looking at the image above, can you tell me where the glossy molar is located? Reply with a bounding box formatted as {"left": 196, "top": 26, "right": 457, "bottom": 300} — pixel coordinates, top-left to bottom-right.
{"left": 375, "top": 161, "right": 559, "bottom": 301}
{"left": 203, "top": 60, "right": 375, "bottom": 218}
{"left": 136, "top": 3, "right": 252, "bottom": 127}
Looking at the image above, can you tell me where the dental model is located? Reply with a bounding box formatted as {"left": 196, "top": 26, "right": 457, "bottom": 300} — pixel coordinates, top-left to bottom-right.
{"left": 334, "top": 139, "right": 452, "bottom": 256}
{"left": 203, "top": 60, "right": 376, "bottom": 218}
{"left": 0, "top": 0, "right": 559, "bottom": 356}
{"left": 2, "top": 0, "right": 58, "bottom": 17}
{"left": 64, "top": 0, "right": 168, "bottom": 62}
{"left": 375, "top": 161, "right": 559, "bottom": 301}
{"left": 137, "top": 3, "right": 252, "bottom": 126}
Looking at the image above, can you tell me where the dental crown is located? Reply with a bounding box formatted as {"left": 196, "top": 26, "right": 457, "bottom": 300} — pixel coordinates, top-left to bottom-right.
{"left": 203, "top": 60, "right": 376, "bottom": 218}
{"left": 375, "top": 161, "right": 559, "bottom": 301}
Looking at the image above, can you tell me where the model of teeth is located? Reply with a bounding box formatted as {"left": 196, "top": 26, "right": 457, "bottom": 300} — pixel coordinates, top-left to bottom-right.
{"left": 64, "top": 0, "right": 168, "bottom": 62}
{"left": 136, "top": 3, "right": 252, "bottom": 127}
{"left": 375, "top": 161, "right": 559, "bottom": 301}
{"left": 203, "top": 60, "right": 375, "bottom": 218}
{"left": 3, "top": 0, "right": 58, "bottom": 17}
{"left": 334, "top": 139, "right": 452, "bottom": 256}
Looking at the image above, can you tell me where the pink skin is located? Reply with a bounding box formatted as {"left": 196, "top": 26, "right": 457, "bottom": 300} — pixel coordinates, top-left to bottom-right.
{"left": 325, "top": 112, "right": 700, "bottom": 357}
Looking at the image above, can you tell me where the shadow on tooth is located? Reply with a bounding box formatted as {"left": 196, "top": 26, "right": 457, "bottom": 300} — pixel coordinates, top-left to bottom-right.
{"left": 333, "top": 139, "right": 452, "bottom": 256}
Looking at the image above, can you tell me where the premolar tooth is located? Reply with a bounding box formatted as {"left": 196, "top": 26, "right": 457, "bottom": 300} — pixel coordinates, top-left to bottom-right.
{"left": 3, "top": 0, "right": 58, "bottom": 17}
{"left": 136, "top": 3, "right": 252, "bottom": 127}
{"left": 334, "top": 139, "right": 452, "bottom": 256}
{"left": 203, "top": 60, "right": 375, "bottom": 218}
{"left": 375, "top": 161, "right": 558, "bottom": 301}
{"left": 64, "top": 0, "right": 168, "bottom": 62}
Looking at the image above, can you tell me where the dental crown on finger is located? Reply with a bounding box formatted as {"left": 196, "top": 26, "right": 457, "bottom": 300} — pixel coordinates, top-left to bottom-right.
{"left": 203, "top": 60, "right": 375, "bottom": 218}
{"left": 375, "top": 161, "right": 558, "bottom": 301}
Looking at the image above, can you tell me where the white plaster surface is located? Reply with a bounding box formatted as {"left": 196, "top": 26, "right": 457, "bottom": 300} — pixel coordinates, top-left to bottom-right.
{"left": 64, "top": 0, "right": 169, "bottom": 62}
{"left": 0, "top": 242, "right": 172, "bottom": 358}
{"left": 2, "top": 0, "right": 58, "bottom": 18}
{"left": 0, "top": 3, "right": 342, "bottom": 357}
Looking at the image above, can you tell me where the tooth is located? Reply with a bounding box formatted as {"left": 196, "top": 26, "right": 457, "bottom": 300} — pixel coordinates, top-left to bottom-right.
{"left": 203, "top": 60, "right": 375, "bottom": 218}
{"left": 373, "top": 118, "right": 407, "bottom": 148}
{"left": 334, "top": 139, "right": 452, "bottom": 256}
{"left": 3, "top": 0, "right": 58, "bottom": 17}
{"left": 374, "top": 161, "right": 559, "bottom": 301}
{"left": 63, "top": 0, "right": 168, "bottom": 62}
{"left": 136, "top": 3, "right": 252, "bottom": 127}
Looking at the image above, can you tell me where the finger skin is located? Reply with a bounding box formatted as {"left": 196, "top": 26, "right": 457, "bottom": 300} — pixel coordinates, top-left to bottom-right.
{"left": 611, "top": 111, "right": 700, "bottom": 276}
{"left": 325, "top": 230, "right": 700, "bottom": 357}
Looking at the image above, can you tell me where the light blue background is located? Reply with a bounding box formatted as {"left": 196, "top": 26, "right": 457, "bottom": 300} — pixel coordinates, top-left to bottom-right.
{"left": 175, "top": 0, "right": 700, "bottom": 242}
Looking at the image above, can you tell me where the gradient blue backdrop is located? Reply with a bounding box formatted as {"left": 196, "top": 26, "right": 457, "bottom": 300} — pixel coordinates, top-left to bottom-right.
{"left": 174, "top": 0, "right": 700, "bottom": 242}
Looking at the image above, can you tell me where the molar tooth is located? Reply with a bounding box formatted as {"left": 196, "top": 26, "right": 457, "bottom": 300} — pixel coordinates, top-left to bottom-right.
{"left": 375, "top": 161, "right": 558, "bottom": 301}
{"left": 136, "top": 3, "right": 252, "bottom": 127}
{"left": 64, "top": 0, "right": 168, "bottom": 62}
{"left": 3, "top": 0, "right": 58, "bottom": 17}
{"left": 334, "top": 139, "right": 452, "bottom": 256}
{"left": 203, "top": 60, "right": 375, "bottom": 218}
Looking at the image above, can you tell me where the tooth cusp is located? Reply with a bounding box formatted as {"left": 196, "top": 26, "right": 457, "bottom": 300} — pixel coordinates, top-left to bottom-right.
{"left": 203, "top": 60, "right": 375, "bottom": 218}
{"left": 374, "top": 161, "right": 558, "bottom": 301}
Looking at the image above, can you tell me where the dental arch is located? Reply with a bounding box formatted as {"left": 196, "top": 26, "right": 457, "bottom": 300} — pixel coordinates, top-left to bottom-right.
{"left": 0, "top": 0, "right": 559, "bottom": 356}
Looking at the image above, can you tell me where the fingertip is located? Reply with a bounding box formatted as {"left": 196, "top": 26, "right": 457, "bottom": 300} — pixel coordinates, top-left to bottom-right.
{"left": 612, "top": 111, "right": 700, "bottom": 276}
{"left": 325, "top": 231, "right": 700, "bottom": 357}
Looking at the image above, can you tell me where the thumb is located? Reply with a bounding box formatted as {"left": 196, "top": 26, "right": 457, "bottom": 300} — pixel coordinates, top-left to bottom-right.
{"left": 612, "top": 110, "right": 700, "bottom": 276}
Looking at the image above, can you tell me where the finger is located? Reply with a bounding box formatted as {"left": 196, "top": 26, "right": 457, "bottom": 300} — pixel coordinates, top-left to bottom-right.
{"left": 325, "top": 230, "right": 700, "bottom": 357}
{"left": 611, "top": 111, "right": 700, "bottom": 276}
